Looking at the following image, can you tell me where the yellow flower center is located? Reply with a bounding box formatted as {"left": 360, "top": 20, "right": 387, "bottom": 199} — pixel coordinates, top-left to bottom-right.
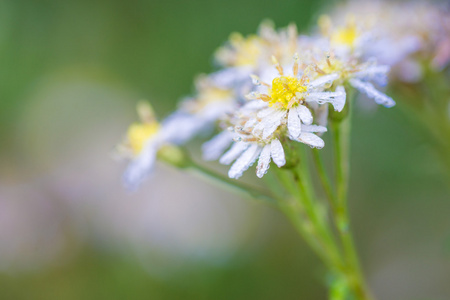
{"left": 230, "top": 33, "right": 262, "bottom": 66}
{"left": 127, "top": 122, "right": 160, "bottom": 155}
{"left": 185, "top": 87, "right": 233, "bottom": 113}
{"left": 331, "top": 24, "right": 358, "bottom": 48}
{"left": 319, "top": 58, "right": 345, "bottom": 74}
{"left": 269, "top": 76, "right": 307, "bottom": 109}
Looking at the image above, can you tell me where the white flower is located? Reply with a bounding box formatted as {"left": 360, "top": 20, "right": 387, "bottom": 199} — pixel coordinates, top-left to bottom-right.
{"left": 160, "top": 75, "right": 239, "bottom": 147}
{"left": 313, "top": 52, "right": 395, "bottom": 108}
{"left": 320, "top": 1, "right": 450, "bottom": 81}
{"left": 221, "top": 138, "right": 286, "bottom": 179}
{"left": 348, "top": 78, "right": 395, "bottom": 108}
{"left": 202, "top": 130, "right": 234, "bottom": 161}
{"left": 118, "top": 103, "right": 166, "bottom": 189}
{"left": 244, "top": 55, "right": 344, "bottom": 142}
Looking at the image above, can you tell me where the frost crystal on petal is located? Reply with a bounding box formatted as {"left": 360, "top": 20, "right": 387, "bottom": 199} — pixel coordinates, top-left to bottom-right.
{"left": 270, "top": 139, "right": 286, "bottom": 167}
{"left": 256, "top": 144, "right": 272, "bottom": 178}
{"left": 261, "top": 109, "right": 286, "bottom": 139}
{"left": 202, "top": 131, "right": 233, "bottom": 161}
{"left": 352, "top": 65, "right": 390, "bottom": 87}
{"left": 228, "top": 144, "right": 262, "bottom": 179}
{"left": 297, "top": 105, "right": 313, "bottom": 125}
{"left": 308, "top": 73, "right": 339, "bottom": 89}
{"left": 298, "top": 132, "right": 325, "bottom": 149}
{"left": 302, "top": 125, "right": 328, "bottom": 133}
{"left": 287, "top": 108, "right": 302, "bottom": 139}
{"left": 349, "top": 78, "right": 396, "bottom": 108}
{"left": 220, "top": 142, "right": 249, "bottom": 165}
{"left": 305, "top": 87, "right": 346, "bottom": 112}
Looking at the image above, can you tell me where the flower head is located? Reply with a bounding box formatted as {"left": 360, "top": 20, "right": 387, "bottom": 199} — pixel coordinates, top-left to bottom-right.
{"left": 117, "top": 102, "right": 165, "bottom": 188}
{"left": 243, "top": 55, "right": 344, "bottom": 142}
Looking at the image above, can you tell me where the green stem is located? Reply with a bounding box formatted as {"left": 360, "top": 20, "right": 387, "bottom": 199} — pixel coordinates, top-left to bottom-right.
{"left": 274, "top": 168, "right": 344, "bottom": 272}
{"left": 187, "top": 160, "right": 277, "bottom": 206}
{"left": 312, "top": 149, "right": 337, "bottom": 209}
{"left": 331, "top": 105, "right": 373, "bottom": 300}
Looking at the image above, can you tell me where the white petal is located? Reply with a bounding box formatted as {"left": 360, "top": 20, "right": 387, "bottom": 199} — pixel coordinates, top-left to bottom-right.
{"left": 243, "top": 118, "right": 258, "bottom": 130}
{"left": 257, "top": 107, "right": 276, "bottom": 119}
{"left": 219, "top": 142, "right": 249, "bottom": 165}
{"left": 256, "top": 144, "right": 272, "bottom": 178}
{"left": 252, "top": 121, "right": 265, "bottom": 137}
{"left": 308, "top": 73, "right": 339, "bottom": 90}
{"left": 262, "top": 109, "right": 286, "bottom": 139}
{"left": 298, "top": 132, "right": 325, "bottom": 149}
{"left": 334, "top": 85, "right": 347, "bottom": 111}
{"left": 202, "top": 131, "right": 233, "bottom": 161}
{"left": 305, "top": 86, "right": 346, "bottom": 112}
{"left": 270, "top": 139, "right": 286, "bottom": 167}
{"left": 161, "top": 112, "right": 204, "bottom": 145}
{"left": 352, "top": 65, "right": 390, "bottom": 86}
{"left": 200, "top": 101, "right": 235, "bottom": 121}
{"left": 296, "top": 105, "right": 313, "bottom": 125}
{"left": 349, "top": 78, "right": 395, "bottom": 107}
{"left": 287, "top": 108, "right": 302, "bottom": 139}
{"left": 228, "top": 144, "right": 262, "bottom": 179}
{"left": 209, "top": 66, "right": 253, "bottom": 88}
{"left": 315, "top": 104, "right": 329, "bottom": 127}
{"left": 302, "top": 125, "right": 327, "bottom": 133}
{"left": 123, "top": 143, "right": 158, "bottom": 189}
{"left": 240, "top": 100, "right": 268, "bottom": 113}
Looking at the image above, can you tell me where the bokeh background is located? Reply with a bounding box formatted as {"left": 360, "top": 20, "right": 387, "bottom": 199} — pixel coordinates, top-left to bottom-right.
{"left": 1, "top": 0, "right": 449, "bottom": 299}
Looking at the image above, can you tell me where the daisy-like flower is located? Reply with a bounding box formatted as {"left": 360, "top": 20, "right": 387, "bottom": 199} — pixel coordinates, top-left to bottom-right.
{"left": 319, "top": 0, "right": 450, "bottom": 82}
{"left": 117, "top": 102, "right": 166, "bottom": 188}
{"left": 163, "top": 74, "right": 239, "bottom": 146}
{"left": 313, "top": 51, "right": 395, "bottom": 108}
{"left": 204, "top": 112, "right": 287, "bottom": 179}
{"left": 203, "top": 110, "right": 328, "bottom": 179}
{"left": 317, "top": 14, "right": 368, "bottom": 58}
{"left": 215, "top": 32, "right": 265, "bottom": 68}
{"left": 243, "top": 54, "right": 345, "bottom": 147}
{"left": 211, "top": 22, "right": 304, "bottom": 90}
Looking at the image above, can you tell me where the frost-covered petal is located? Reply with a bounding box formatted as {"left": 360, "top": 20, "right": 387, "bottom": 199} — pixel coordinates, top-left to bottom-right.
{"left": 161, "top": 112, "right": 205, "bottom": 145}
{"left": 200, "top": 101, "right": 235, "bottom": 121}
{"left": 219, "top": 142, "right": 249, "bottom": 165}
{"left": 305, "top": 86, "right": 346, "bottom": 112}
{"left": 243, "top": 118, "right": 258, "bottom": 130}
{"left": 298, "top": 132, "right": 325, "bottom": 149}
{"left": 228, "top": 144, "right": 262, "bottom": 179}
{"left": 308, "top": 73, "right": 339, "bottom": 90}
{"left": 257, "top": 107, "right": 276, "bottom": 119}
{"left": 302, "top": 125, "right": 327, "bottom": 133}
{"left": 252, "top": 121, "right": 265, "bottom": 137}
{"left": 315, "top": 104, "right": 329, "bottom": 128}
{"left": 202, "top": 131, "right": 233, "bottom": 161}
{"left": 240, "top": 100, "right": 268, "bottom": 113}
{"left": 261, "top": 109, "right": 286, "bottom": 139}
{"left": 256, "top": 144, "right": 272, "bottom": 178}
{"left": 352, "top": 65, "right": 390, "bottom": 86}
{"left": 270, "top": 139, "right": 286, "bottom": 167}
{"left": 209, "top": 66, "right": 253, "bottom": 89}
{"left": 349, "top": 78, "right": 396, "bottom": 108}
{"left": 287, "top": 108, "right": 302, "bottom": 139}
{"left": 296, "top": 105, "right": 313, "bottom": 125}
{"left": 334, "top": 86, "right": 347, "bottom": 111}
{"left": 123, "top": 143, "right": 158, "bottom": 189}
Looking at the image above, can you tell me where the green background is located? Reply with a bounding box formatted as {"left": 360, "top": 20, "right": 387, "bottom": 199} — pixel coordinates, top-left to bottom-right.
{"left": 0, "top": 0, "right": 449, "bottom": 299}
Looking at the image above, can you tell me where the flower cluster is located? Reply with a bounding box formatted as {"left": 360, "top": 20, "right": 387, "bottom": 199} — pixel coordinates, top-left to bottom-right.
{"left": 117, "top": 1, "right": 449, "bottom": 187}
{"left": 317, "top": 1, "right": 450, "bottom": 82}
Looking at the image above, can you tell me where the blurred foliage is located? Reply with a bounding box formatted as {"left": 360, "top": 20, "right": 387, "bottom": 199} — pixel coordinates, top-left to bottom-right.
{"left": 1, "top": 0, "right": 449, "bottom": 299}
